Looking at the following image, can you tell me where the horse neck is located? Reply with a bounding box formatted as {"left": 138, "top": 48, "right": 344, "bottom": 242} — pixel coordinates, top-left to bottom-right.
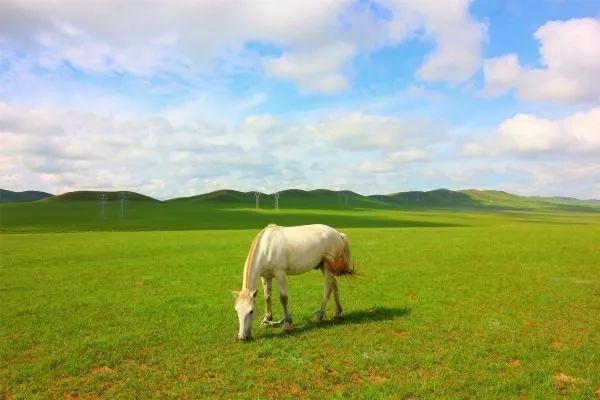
{"left": 242, "top": 229, "right": 266, "bottom": 291}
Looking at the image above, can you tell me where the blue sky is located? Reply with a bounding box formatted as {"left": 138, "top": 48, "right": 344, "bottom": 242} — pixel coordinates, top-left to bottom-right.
{"left": 0, "top": 0, "right": 598, "bottom": 199}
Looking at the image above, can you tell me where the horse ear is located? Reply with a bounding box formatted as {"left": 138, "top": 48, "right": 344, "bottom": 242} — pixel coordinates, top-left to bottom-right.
{"left": 251, "top": 290, "right": 258, "bottom": 298}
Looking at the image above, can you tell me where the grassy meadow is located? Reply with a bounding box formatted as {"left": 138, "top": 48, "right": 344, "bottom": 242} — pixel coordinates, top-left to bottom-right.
{"left": 1, "top": 196, "right": 599, "bottom": 399}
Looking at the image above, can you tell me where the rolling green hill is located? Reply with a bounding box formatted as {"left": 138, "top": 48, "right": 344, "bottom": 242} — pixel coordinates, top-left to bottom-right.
{"left": 372, "top": 188, "right": 475, "bottom": 207}
{"left": 1, "top": 187, "right": 598, "bottom": 233}
{"left": 2, "top": 187, "right": 597, "bottom": 210}
{"left": 167, "top": 189, "right": 255, "bottom": 204}
{"left": 0, "top": 189, "right": 600, "bottom": 232}
{"left": 166, "top": 188, "right": 598, "bottom": 211}
{"left": 0, "top": 189, "right": 53, "bottom": 203}
{"left": 45, "top": 190, "right": 160, "bottom": 202}
{"left": 167, "top": 189, "right": 384, "bottom": 209}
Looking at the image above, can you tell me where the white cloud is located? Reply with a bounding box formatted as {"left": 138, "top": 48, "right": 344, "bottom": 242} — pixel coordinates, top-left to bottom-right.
{"left": 306, "top": 112, "right": 434, "bottom": 150}
{"left": 0, "top": 102, "right": 280, "bottom": 197}
{"left": 408, "top": 0, "right": 486, "bottom": 84}
{"left": 266, "top": 42, "right": 355, "bottom": 93}
{"left": 390, "top": 148, "right": 432, "bottom": 162}
{"left": 0, "top": 102, "right": 445, "bottom": 197}
{"left": 481, "top": 54, "right": 520, "bottom": 97}
{"left": 483, "top": 18, "right": 600, "bottom": 103}
{"left": 244, "top": 114, "right": 277, "bottom": 132}
{"left": 0, "top": 0, "right": 486, "bottom": 93}
{"left": 463, "top": 107, "right": 600, "bottom": 156}
{"left": 357, "top": 160, "right": 395, "bottom": 173}
{"left": 2, "top": 101, "right": 597, "bottom": 199}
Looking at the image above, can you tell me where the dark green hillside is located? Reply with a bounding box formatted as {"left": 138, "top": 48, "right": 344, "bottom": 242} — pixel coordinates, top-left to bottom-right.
{"left": 169, "top": 189, "right": 386, "bottom": 209}
{"left": 0, "top": 189, "right": 53, "bottom": 203}
{"left": 36, "top": 187, "right": 599, "bottom": 212}
{"left": 375, "top": 188, "right": 476, "bottom": 207}
{"left": 2, "top": 187, "right": 599, "bottom": 233}
{"left": 167, "top": 189, "right": 257, "bottom": 204}
{"left": 46, "top": 190, "right": 160, "bottom": 202}
{"left": 275, "top": 189, "right": 385, "bottom": 209}
{"left": 460, "top": 189, "right": 540, "bottom": 208}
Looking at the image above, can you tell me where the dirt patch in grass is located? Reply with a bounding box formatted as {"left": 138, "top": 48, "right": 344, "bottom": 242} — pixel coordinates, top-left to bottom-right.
{"left": 554, "top": 373, "right": 588, "bottom": 394}
{"left": 554, "top": 373, "right": 587, "bottom": 384}
{"left": 63, "top": 393, "right": 99, "bottom": 400}
{"left": 507, "top": 359, "right": 521, "bottom": 367}
{"left": 392, "top": 329, "right": 407, "bottom": 339}
{"left": 416, "top": 367, "right": 434, "bottom": 380}
{"left": 550, "top": 334, "right": 563, "bottom": 350}
{"left": 368, "top": 375, "right": 388, "bottom": 384}
{"left": 90, "top": 366, "right": 113, "bottom": 374}
{"left": 348, "top": 372, "right": 361, "bottom": 383}
{"left": 287, "top": 383, "right": 307, "bottom": 397}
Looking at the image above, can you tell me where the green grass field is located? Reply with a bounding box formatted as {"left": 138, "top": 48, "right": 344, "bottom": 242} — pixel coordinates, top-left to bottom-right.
{"left": 1, "top": 200, "right": 599, "bottom": 399}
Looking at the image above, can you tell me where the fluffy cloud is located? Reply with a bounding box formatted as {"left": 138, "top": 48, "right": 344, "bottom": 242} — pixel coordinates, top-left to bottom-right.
{"left": 0, "top": 102, "right": 445, "bottom": 196}
{"left": 483, "top": 18, "right": 600, "bottom": 103}
{"left": 306, "top": 112, "right": 435, "bottom": 150}
{"left": 408, "top": 0, "right": 486, "bottom": 84}
{"left": 0, "top": 0, "right": 486, "bottom": 92}
{"left": 0, "top": 102, "right": 280, "bottom": 197}
{"left": 2, "top": 102, "right": 596, "bottom": 199}
{"left": 244, "top": 114, "right": 277, "bottom": 133}
{"left": 265, "top": 42, "right": 355, "bottom": 93}
{"left": 463, "top": 107, "right": 600, "bottom": 156}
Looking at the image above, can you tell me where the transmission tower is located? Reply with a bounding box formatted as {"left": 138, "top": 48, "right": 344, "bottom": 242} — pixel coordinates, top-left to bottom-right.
{"left": 254, "top": 191, "right": 261, "bottom": 209}
{"left": 119, "top": 191, "right": 126, "bottom": 218}
{"left": 274, "top": 192, "right": 280, "bottom": 210}
{"left": 100, "top": 193, "right": 107, "bottom": 220}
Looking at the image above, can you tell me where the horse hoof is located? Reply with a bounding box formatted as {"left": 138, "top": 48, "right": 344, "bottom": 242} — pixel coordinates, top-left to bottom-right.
{"left": 282, "top": 321, "right": 293, "bottom": 331}
{"left": 314, "top": 311, "right": 325, "bottom": 323}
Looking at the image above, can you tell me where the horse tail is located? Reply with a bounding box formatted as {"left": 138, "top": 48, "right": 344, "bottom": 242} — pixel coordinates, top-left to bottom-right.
{"left": 325, "top": 232, "right": 354, "bottom": 277}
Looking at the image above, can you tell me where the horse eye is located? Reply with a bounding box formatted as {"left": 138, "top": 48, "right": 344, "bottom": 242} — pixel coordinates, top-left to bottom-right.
{"left": 249, "top": 310, "right": 254, "bottom": 314}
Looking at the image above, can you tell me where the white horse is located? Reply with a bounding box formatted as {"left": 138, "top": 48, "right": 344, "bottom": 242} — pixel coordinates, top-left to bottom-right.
{"left": 234, "top": 224, "right": 353, "bottom": 340}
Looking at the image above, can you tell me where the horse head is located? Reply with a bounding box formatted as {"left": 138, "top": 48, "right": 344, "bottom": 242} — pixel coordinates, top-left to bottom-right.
{"left": 234, "top": 289, "right": 257, "bottom": 340}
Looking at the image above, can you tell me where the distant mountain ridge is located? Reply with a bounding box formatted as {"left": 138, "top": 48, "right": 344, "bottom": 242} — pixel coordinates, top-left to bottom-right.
{"left": 1, "top": 187, "right": 598, "bottom": 210}
{"left": 0, "top": 189, "right": 53, "bottom": 203}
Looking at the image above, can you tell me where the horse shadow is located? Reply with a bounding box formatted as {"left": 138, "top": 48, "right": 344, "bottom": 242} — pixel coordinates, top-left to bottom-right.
{"left": 260, "top": 306, "right": 410, "bottom": 339}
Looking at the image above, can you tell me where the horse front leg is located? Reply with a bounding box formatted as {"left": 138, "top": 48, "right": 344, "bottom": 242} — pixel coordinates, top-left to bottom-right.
{"left": 276, "top": 275, "right": 293, "bottom": 331}
{"left": 315, "top": 270, "right": 334, "bottom": 323}
{"left": 260, "top": 277, "right": 273, "bottom": 326}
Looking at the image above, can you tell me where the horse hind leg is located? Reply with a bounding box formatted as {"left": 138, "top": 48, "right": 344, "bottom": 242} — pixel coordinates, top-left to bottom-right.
{"left": 315, "top": 270, "right": 334, "bottom": 323}
{"left": 331, "top": 278, "right": 342, "bottom": 319}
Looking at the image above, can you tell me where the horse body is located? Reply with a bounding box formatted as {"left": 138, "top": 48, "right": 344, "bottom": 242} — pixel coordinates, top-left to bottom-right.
{"left": 235, "top": 224, "right": 352, "bottom": 340}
